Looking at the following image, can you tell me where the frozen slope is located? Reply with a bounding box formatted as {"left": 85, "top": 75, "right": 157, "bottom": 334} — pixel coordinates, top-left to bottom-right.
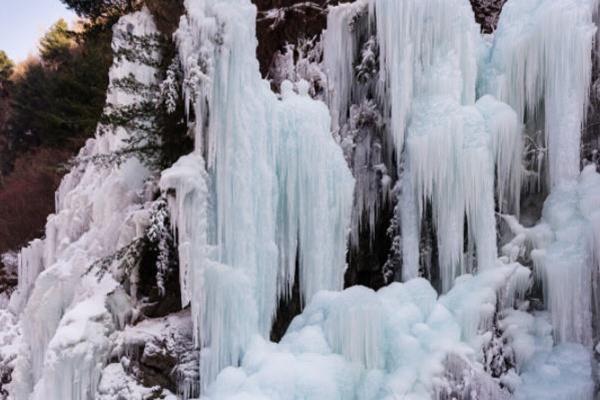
{"left": 6, "top": 9, "right": 160, "bottom": 400}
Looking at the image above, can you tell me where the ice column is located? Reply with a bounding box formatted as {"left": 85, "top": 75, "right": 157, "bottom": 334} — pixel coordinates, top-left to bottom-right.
{"left": 175, "top": 0, "right": 354, "bottom": 389}
{"left": 372, "top": 0, "right": 521, "bottom": 290}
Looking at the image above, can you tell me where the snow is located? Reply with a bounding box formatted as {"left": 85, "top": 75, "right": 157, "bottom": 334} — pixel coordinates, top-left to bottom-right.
{"left": 108, "top": 310, "right": 199, "bottom": 399}
{"left": 96, "top": 363, "right": 177, "bottom": 400}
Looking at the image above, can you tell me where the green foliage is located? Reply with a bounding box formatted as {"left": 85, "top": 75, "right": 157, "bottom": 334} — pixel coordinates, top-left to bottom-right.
{"left": 91, "top": 30, "right": 192, "bottom": 171}
{"left": 60, "top": 0, "right": 135, "bottom": 20}
{"left": 7, "top": 20, "right": 113, "bottom": 150}
{"left": 0, "top": 51, "right": 13, "bottom": 83}
{"left": 39, "top": 19, "right": 73, "bottom": 68}
{"left": 85, "top": 197, "right": 177, "bottom": 295}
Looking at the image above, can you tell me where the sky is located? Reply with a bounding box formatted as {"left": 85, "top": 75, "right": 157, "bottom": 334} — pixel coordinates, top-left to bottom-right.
{"left": 0, "top": 0, "right": 77, "bottom": 62}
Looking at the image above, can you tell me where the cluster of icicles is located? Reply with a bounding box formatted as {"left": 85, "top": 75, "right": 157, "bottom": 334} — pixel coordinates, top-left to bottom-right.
{"left": 5, "top": 0, "right": 600, "bottom": 399}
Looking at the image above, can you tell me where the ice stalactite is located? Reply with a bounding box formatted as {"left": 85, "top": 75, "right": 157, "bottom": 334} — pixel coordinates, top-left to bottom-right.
{"left": 323, "top": 0, "right": 369, "bottom": 134}
{"left": 406, "top": 96, "right": 520, "bottom": 291}
{"left": 323, "top": 1, "right": 392, "bottom": 255}
{"left": 160, "top": 154, "right": 209, "bottom": 311}
{"left": 172, "top": 0, "right": 354, "bottom": 390}
{"left": 482, "top": 0, "right": 598, "bottom": 188}
{"left": 322, "top": 0, "right": 522, "bottom": 290}
{"left": 12, "top": 240, "right": 44, "bottom": 312}
{"left": 375, "top": 0, "right": 520, "bottom": 290}
{"left": 373, "top": 0, "right": 478, "bottom": 157}
{"left": 6, "top": 9, "right": 160, "bottom": 400}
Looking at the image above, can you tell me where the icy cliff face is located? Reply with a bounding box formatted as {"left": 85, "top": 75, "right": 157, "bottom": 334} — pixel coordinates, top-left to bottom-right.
{"left": 2, "top": 0, "right": 600, "bottom": 399}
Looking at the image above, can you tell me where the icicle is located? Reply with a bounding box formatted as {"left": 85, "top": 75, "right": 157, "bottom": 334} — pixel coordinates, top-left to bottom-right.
{"left": 322, "top": 0, "right": 369, "bottom": 133}
{"left": 406, "top": 97, "right": 501, "bottom": 291}
{"left": 174, "top": 0, "right": 354, "bottom": 390}
{"left": 476, "top": 95, "right": 523, "bottom": 214}
{"left": 483, "top": 0, "right": 598, "bottom": 187}
{"left": 399, "top": 167, "right": 420, "bottom": 281}
{"left": 374, "top": 0, "right": 479, "bottom": 160}
{"left": 160, "top": 154, "right": 209, "bottom": 309}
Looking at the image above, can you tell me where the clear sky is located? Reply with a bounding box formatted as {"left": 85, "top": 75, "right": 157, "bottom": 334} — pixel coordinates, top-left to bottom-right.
{"left": 0, "top": 0, "right": 77, "bottom": 62}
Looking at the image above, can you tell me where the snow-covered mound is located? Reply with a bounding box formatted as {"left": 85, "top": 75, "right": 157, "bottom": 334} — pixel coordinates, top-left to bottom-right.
{"left": 204, "top": 266, "right": 530, "bottom": 400}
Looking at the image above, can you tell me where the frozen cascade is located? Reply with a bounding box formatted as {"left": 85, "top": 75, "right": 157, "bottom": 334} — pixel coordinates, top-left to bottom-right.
{"left": 502, "top": 165, "right": 600, "bottom": 346}
{"left": 323, "top": 0, "right": 522, "bottom": 290}
{"left": 6, "top": 9, "right": 159, "bottom": 400}
{"left": 171, "top": 0, "right": 354, "bottom": 390}
{"left": 1, "top": 0, "right": 599, "bottom": 398}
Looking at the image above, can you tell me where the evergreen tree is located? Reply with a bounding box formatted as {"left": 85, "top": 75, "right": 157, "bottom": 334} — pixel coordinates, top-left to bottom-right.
{"left": 39, "top": 19, "right": 73, "bottom": 68}
{"left": 92, "top": 28, "right": 192, "bottom": 171}
{"left": 0, "top": 51, "right": 13, "bottom": 84}
{"left": 7, "top": 19, "right": 113, "bottom": 151}
{"left": 60, "top": 0, "right": 137, "bottom": 20}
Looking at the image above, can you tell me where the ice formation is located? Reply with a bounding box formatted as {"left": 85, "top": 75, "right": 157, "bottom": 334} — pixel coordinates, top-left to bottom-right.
{"left": 1, "top": 0, "right": 600, "bottom": 399}
{"left": 170, "top": 0, "right": 354, "bottom": 389}
{"left": 202, "top": 266, "right": 529, "bottom": 400}
{"left": 324, "top": 0, "right": 522, "bottom": 290}
{"left": 502, "top": 166, "right": 600, "bottom": 346}
{"left": 481, "top": 0, "right": 598, "bottom": 187}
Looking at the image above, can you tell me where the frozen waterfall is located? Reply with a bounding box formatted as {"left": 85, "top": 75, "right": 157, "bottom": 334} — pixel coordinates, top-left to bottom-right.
{"left": 2, "top": 0, "right": 600, "bottom": 399}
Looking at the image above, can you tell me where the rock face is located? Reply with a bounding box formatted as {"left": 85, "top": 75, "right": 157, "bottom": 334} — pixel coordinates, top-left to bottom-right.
{"left": 109, "top": 310, "right": 199, "bottom": 399}
{"left": 253, "top": 0, "right": 506, "bottom": 77}
{"left": 253, "top": 0, "right": 342, "bottom": 76}
{"left": 469, "top": 0, "right": 507, "bottom": 33}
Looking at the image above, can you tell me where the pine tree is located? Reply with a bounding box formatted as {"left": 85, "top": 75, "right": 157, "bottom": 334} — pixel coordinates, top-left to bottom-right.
{"left": 7, "top": 19, "right": 113, "bottom": 151}
{"left": 60, "top": 0, "right": 137, "bottom": 20}
{"left": 0, "top": 51, "right": 13, "bottom": 84}
{"left": 39, "top": 20, "right": 73, "bottom": 69}
{"left": 91, "top": 28, "right": 192, "bottom": 171}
